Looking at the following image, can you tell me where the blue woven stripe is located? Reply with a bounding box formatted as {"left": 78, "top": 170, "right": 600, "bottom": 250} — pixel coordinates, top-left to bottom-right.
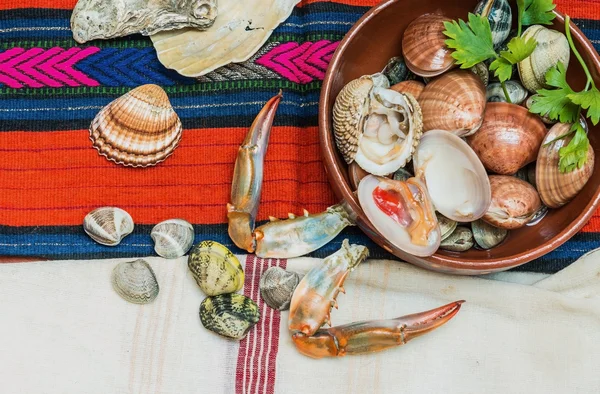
{"left": 0, "top": 18, "right": 71, "bottom": 40}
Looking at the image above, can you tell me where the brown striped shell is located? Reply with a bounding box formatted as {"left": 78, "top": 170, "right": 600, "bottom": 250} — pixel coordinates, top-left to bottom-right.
{"left": 483, "top": 175, "right": 542, "bottom": 229}
{"left": 467, "top": 103, "right": 547, "bottom": 175}
{"left": 535, "top": 123, "right": 595, "bottom": 208}
{"left": 90, "top": 84, "right": 182, "bottom": 167}
{"left": 390, "top": 80, "right": 425, "bottom": 100}
{"left": 418, "top": 71, "right": 487, "bottom": 136}
{"left": 402, "top": 13, "right": 455, "bottom": 77}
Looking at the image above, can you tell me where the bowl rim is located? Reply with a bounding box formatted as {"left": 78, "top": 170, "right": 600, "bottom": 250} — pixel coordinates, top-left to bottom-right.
{"left": 318, "top": 2, "right": 600, "bottom": 272}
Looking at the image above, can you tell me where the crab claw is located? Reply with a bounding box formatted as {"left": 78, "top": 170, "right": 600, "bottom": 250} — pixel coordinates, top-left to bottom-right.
{"left": 399, "top": 300, "right": 465, "bottom": 343}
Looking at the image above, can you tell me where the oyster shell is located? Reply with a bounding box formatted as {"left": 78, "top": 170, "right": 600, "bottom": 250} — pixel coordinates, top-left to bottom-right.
{"left": 151, "top": 219, "right": 195, "bottom": 259}
{"left": 90, "top": 84, "right": 182, "bottom": 167}
{"left": 467, "top": 103, "right": 547, "bottom": 175}
{"left": 486, "top": 81, "right": 528, "bottom": 105}
{"left": 474, "top": 0, "right": 512, "bottom": 49}
{"left": 111, "top": 259, "right": 159, "bottom": 304}
{"left": 536, "top": 123, "right": 595, "bottom": 208}
{"left": 150, "top": 0, "right": 299, "bottom": 77}
{"left": 188, "top": 240, "right": 244, "bottom": 296}
{"left": 418, "top": 70, "right": 487, "bottom": 137}
{"left": 259, "top": 266, "right": 302, "bottom": 311}
{"left": 390, "top": 80, "right": 425, "bottom": 100}
{"left": 483, "top": 175, "right": 542, "bottom": 229}
{"left": 200, "top": 293, "right": 260, "bottom": 340}
{"left": 440, "top": 227, "right": 474, "bottom": 252}
{"left": 412, "top": 130, "right": 491, "bottom": 222}
{"left": 83, "top": 207, "right": 134, "bottom": 246}
{"left": 472, "top": 219, "right": 508, "bottom": 249}
{"left": 333, "top": 74, "right": 423, "bottom": 176}
{"left": 437, "top": 213, "right": 458, "bottom": 241}
{"left": 71, "top": 0, "right": 217, "bottom": 44}
{"left": 358, "top": 175, "right": 441, "bottom": 257}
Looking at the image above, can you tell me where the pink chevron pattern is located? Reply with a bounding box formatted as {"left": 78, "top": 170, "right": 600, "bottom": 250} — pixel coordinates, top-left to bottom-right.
{"left": 0, "top": 47, "right": 100, "bottom": 88}
{"left": 256, "top": 40, "right": 339, "bottom": 84}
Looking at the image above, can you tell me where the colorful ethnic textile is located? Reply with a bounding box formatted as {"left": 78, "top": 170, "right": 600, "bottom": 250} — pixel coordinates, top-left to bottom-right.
{"left": 0, "top": 0, "right": 599, "bottom": 272}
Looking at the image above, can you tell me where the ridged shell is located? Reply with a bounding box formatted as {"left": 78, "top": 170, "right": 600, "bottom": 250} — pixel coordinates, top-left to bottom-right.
{"left": 200, "top": 293, "right": 260, "bottom": 340}
{"left": 437, "top": 213, "right": 458, "bottom": 241}
{"left": 535, "top": 123, "right": 595, "bottom": 208}
{"left": 259, "top": 266, "right": 302, "bottom": 311}
{"left": 90, "top": 84, "right": 182, "bottom": 167}
{"left": 188, "top": 240, "right": 244, "bottom": 296}
{"left": 483, "top": 175, "right": 542, "bottom": 229}
{"left": 486, "top": 81, "right": 528, "bottom": 105}
{"left": 111, "top": 259, "right": 159, "bottom": 304}
{"left": 518, "top": 25, "right": 570, "bottom": 93}
{"left": 474, "top": 0, "right": 512, "bottom": 48}
{"left": 391, "top": 80, "right": 425, "bottom": 100}
{"left": 440, "top": 226, "right": 474, "bottom": 252}
{"left": 419, "top": 71, "right": 487, "bottom": 137}
{"left": 467, "top": 103, "right": 547, "bottom": 175}
{"left": 382, "top": 56, "right": 411, "bottom": 85}
{"left": 402, "top": 14, "right": 455, "bottom": 77}
{"left": 472, "top": 219, "right": 508, "bottom": 249}
{"left": 150, "top": 219, "right": 195, "bottom": 259}
{"left": 83, "top": 207, "right": 134, "bottom": 246}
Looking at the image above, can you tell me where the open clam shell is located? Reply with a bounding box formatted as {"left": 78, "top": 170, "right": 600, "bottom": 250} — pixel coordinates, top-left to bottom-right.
{"left": 483, "top": 175, "right": 542, "bottom": 229}
{"left": 188, "top": 240, "right": 245, "bottom": 296}
{"left": 200, "top": 293, "right": 260, "bottom": 340}
{"left": 259, "top": 266, "right": 302, "bottom": 311}
{"left": 151, "top": 219, "right": 195, "bottom": 259}
{"left": 90, "top": 84, "right": 182, "bottom": 167}
{"left": 83, "top": 207, "right": 134, "bottom": 246}
{"left": 111, "top": 259, "right": 159, "bottom": 304}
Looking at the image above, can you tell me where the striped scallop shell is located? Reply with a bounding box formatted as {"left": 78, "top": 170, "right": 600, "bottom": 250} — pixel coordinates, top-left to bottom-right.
{"left": 188, "top": 240, "right": 245, "bottom": 296}
{"left": 83, "top": 207, "right": 134, "bottom": 246}
{"left": 151, "top": 219, "right": 195, "bottom": 259}
{"left": 90, "top": 84, "right": 182, "bottom": 167}
{"left": 111, "top": 259, "right": 159, "bottom": 304}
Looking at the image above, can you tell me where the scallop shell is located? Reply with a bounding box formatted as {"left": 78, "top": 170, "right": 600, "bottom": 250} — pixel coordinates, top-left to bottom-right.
{"left": 486, "top": 81, "right": 528, "bottom": 105}
{"left": 83, "top": 207, "right": 134, "bottom": 246}
{"left": 402, "top": 13, "right": 455, "bottom": 77}
{"left": 391, "top": 80, "right": 425, "bottom": 100}
{"left": 471, "top": 219, "right": 508, "bottom": 249}
{"left": 483, "top": 175, "right": 542, "bottom": 229}
{"left": 259, "top": 266, "right": 302, "bottom": 311}
{"left": 535, "top": 123, "right": 595, "bottom": 208}
{"left": 200, "top": 293, "right": 260, "bottom": 340}
{"left": 440, "top": 226, "right": 474, "bottom": 252}
{"left": 150, "top": 219, "right": 195, "bottom": 259}
{"left": 467, "top": 103, "right": 547, "bottom": 175}
{"left": 90, "top": 84, "right": 182, "bottom": 167}
{"left": 437, "top": 213, "right": 458, "bottom": 241}
{"left": 474, "top": 0, "right": 512, "bottom": 48}
{"left": 111, "top": 259, "right": 159, "bottom": 304}
{"left": 150, "top": 0, "right": 299, "bottom": 77}
{"left": 518, "top": 25, "right": 570, "bottom": 93}
{"left": 418, "top": 71, "right": 487, "bottom": 137}
{"left": 188, "top": 240, "right": 244, "bottom": 296}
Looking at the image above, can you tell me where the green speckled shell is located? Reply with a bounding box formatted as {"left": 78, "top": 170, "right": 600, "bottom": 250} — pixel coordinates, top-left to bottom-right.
{"left": 200, "top": 293, "right": 260, "bottom": 340}
{"left": 474, "top": 0, "right": 512, "bottom": 48}
{"left": 188, "top": 240, "right": 244, "bottom": 296}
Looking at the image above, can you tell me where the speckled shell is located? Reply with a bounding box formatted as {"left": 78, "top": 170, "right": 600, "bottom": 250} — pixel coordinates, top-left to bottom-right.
{"left": 474, "top": 0, "right": 512, "bottom": 48}
{"left": 437, "top": 213, "right": 458, "bottom": 241}
{"left": 470, "top": 62, "right": 490, "bottom": 86}
{"left": 150, "top": 219, "right": 195, "bottom": 259}
{"left": 419, "top": 71, "right": 487, "bottom": 136}
{"left": 467, "top": 103, "right": 547, "bottom": 175}
{"left": 90, "top": 84, "right": 182, "bottom": 167}
{"left": 518, "top": 25, "right": 570, "bottom": 93}
{"left": 486, "top": 81, "right": 528, "bottom": 105}
{"left": 382, "top": 56, "right": 411, "bottom": 85}
{"left": 483, "top": 175, "right": 542, "bottom": 229}
{"left": 472, "top": 219, "right": 508, "bottom": 249}
{"left": 259, "top": 266, "right": 302, "bottom": 311}
{"left": 83, "top": 207, "right": 134, "bottom": 246}
{"left": 391, "top": 80, "right": 425, "bottom": 100}
{"left": 536, "top": 123, "right": 595, "bottom": 208}
{"left": 111, "top": 259, "right": 159, "bottom": 304}
{"left": 440, "top": 226, "right": 474, "bottom": 252}
{"left": 402, "top": 13, "right": 455, "bottom": 77}
{"left": 188, "top": 240, "right": 245, "bottom": 296}
{"left": 200, "top": 293, "right": 260, "bottom": 340}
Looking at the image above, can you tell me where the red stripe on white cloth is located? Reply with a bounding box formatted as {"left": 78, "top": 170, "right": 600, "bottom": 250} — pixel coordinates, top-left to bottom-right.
{"left": 236, "top": 255, "right": 287, "bottom": 394}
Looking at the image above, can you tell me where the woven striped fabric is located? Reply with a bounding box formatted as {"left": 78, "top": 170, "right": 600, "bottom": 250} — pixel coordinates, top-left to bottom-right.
{"left": 0, "top": 0, "right": 599, "bottom": 273}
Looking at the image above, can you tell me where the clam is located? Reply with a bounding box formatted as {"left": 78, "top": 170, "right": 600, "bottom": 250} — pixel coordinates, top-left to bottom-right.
{"left": 483, "top": 175, "right": 542, "bottom": 229}
{"left": 470, "top": 62, "right": 490, "bottom": 86}
{"left": 527, "top": 205, "right": 549, "bottom": 226}
{"left": 486, "top": 81, "right": 528, "bottom": 105}
{"left": 474, "top": 0, "right": 512, "bottom": 48}
{"left": 418, "top": 70, "right": 487, "bottom": 137}
{"left": 440, "top": 227, "right": 474, "bottom": 252}
{"left": 525, "top": 95, "right": 556, "bottom": 125}
{"left": 402, "top": 13, "right": 455, "bottom": 77}
{"left": 259, "top": 266, "right": 302, "bottom": 311}
{"left": 390, "top": 80, "right": 425, "bottom": 100}
{"left": 150, "top": 219, "right": 195, "bottom": 259}
{"left": 333, "top": 74, "right": 423, "bottom": 176}
{"left": 90, "top": 84, "right": 182, "bottom": 167}
{"left": 382, "top": 56, "right": 412, "bottom": 85}
{"left": 358, "top": 175, "right": 441, "bottom": 257}
{"left": 412, "top": 130, "right": 491, "bottom": 222}
{"left": 518, "top": 25, "right": 570, "bottom": 93}
{"left": 348, "top": 162, "right": 370, "bottom": 190}
{"left": 188, "top": 240, "right": 245, "bottom": 296}
{"left": 200, "top": 293, "right": 260, "bottom": 340}
{"left": 111, "top": 259, "right": 159, "bottom": 304}
{"left": 392, "top": 167, "right": 413, "bottom": 182}
{"left": 472, "top": 219, "right": 508, "bottom": 249}
{"left": 83, "top": 207, "right": 134, "bottom": 246}
{"left": 437, "top": 213, "right": 458, "bottom": 241}
{"left": 467, "top": 103, "right": 547, "bottom": 175}
{"left": 535, "top": 123, "right": 595, "bottom": 208}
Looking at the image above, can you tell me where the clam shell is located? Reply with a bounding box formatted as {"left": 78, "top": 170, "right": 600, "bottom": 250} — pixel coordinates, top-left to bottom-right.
{"left": 472, "top": 219, "right": 508, "bottom": 249}
{"left": 392, "top": 167, "right": 414, "bottom": 182}
{"left": 437, "top": 213, "right": 458, "bottom": 241}
{"left": 188, "top": 240, "right": 244, "bottom": 296}
{"left": 518, "top": 25, "right": 570, "bottom": 93}
{"left": 402, "top": 13, "right": 455, "bottom": 77}
{"left": 535, "top": 123, "right": 595, "bottom": 208}
{"left": 151, "top": 219, "right": 195, "bottom": 259}
{"left": 382, "top": 56, "right": 411, "bottom": 85}
{"left": 527, "top": 205, "right": 549, "bottom": 226}
{"left": 486, "top": 81, "right": 528, "bottom": 105}
{"left": 483, "top": 175, "right": 542, "bottom": 229}
{"left": 467, "top": 103, "right": 547, "bottom": 175}
{"left": 525, "top": 95, "right": 556, "bottom": 125}
{"left": 111, "top": 259, "right": 159, "bottom": 304}
{"left": 83, "top": 207, "right": 134, "bottom": 246}
{"left": 259, "top": 266, "right": 302, "bottom": 311}
{"left": 474, "top": 0, "right": 512, "bottom": 48}
{"left": 348, "top": 161, "right": 370, "bottom": 190}
{"left": 419, "top": 71, "right": 487, "bottom": 137}
{"left": 200, "top": 293, "right": 260, "bottom": 340}
{"left": 440, "top": 226, "right": 474, "bottom": 252}
{"left": 470, "top": 62, "right": 490, "bottom": 86}
{"left": 391, "top": 80, "right": 425, "bottom": 100}
{"left": 90, "top": 84, "right": 182, "bottom": 167}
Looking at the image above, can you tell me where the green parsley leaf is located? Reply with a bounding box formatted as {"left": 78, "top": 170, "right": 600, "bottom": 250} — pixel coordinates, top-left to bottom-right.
{"left": 499, "top": 37, "right": 537, "bottom": 64}
{"left": 489, "top": 58, "right": 513, "bottom": 82}
{"left": 568, "top": 87, "right": 600, "bottom": 125}
{"left": 529, "top": 63, "right": 580, "bottom": 123}
{"left": 521, "top": 0, "right": 557, "bottom": 26}
{"left": 443, "top": 13, "right": 497, "bottom": 68}
{"left": 558, "top": 123, "right": 590, "bottom": 173}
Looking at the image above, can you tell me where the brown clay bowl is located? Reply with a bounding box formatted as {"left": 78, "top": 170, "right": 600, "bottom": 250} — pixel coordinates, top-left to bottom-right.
{"left": 319, "top": 0, "right": 600, "bottom": 274}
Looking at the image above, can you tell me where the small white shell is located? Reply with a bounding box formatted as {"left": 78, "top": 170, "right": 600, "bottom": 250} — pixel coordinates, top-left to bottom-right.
{"left": 83, "top": 207, "right": 134, "bottom": 246}
{"left": 259, "top": 266, "right": 302, "bottom": 311}
{"left": 111, "top": 259, "right": 159, "bottom": 304}
{"left": 151, "top": 219, "right": 195, "bottom": 259}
